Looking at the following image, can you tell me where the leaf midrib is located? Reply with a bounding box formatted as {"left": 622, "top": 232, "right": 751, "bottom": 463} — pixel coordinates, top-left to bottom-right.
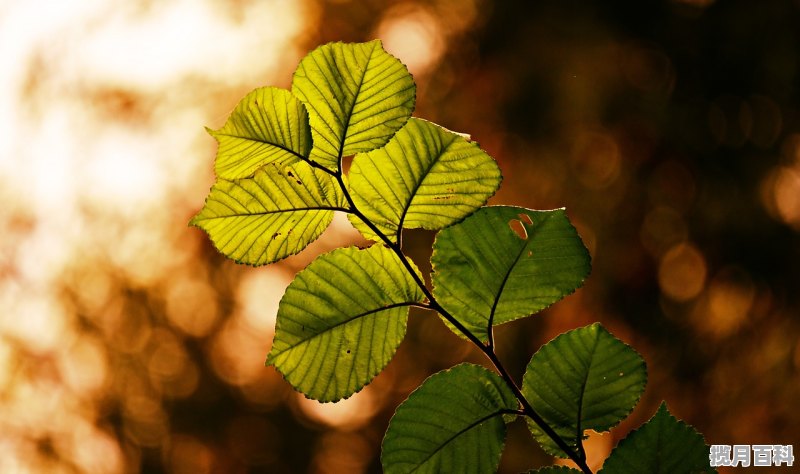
{"left": 574, "top": 327, "right": 602, "bottom": 456}
{"left": 396, "top": 134, "right": 459, "bottom": 242}
{"left": 194, "top": 206, "right": 351, "bottom": 222}
{"left": 213, "top": 131, "right": 308, "bottom": 161}
{"left": 335, "top": 42, "right": 377, "bottom": 165}
{"left": 270, "top": 301, "right": 419, "bottom": 357}
{"left": 487, "top": 239, "right": 529, "bottom": 333}
{"left": 487, "top": 212, "right": 556, "bottom": 331}
{"left": 407, "top": 409, "right": 509, "bottom": 473}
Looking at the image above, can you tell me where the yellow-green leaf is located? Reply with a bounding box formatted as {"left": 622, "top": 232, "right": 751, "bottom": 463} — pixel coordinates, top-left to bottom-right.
{"left": 291, "top": 40, "right": 415, "bottom": 170}
{"left": 209, "top": 87, "right": 312, "bottom": 179}
{"left": 190, "top": 162, "right": 346, "bottom": 266}
{"left": 348, "top": 118, "right": 501, "bottom": 242}
{"left": 267, "top": 245, "right": 424, "bottom": 402}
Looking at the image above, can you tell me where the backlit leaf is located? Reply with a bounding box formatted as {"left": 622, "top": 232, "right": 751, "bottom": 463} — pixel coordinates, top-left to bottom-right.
{"left": 348, "top": 118, "right": 501, "bottom": 242}
{"left": 209, "top": 87, "right": 312, "bottom": 179}
{"left": 382, "top": 364, "right": 518, "bottom": 474}
{"left": 599, "top": 403, "right": 715, "bottom": 474}
{"left": 190, "top": 161, "right": 345, "bottom": 266}
{"left": 267, "top": 245, "right": 425, "bottom": 402}
{"left": 292, "top": 40, "right": 415, "bottom": 170}
{"left": 431, "top": 206, "right": 591, "bottom": 341}
{"left": 522, "top": 324, "right": 647, "bottom": 457}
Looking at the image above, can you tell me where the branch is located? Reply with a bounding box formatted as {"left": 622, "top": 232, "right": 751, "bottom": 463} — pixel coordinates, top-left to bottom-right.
{"left": 332, "top": 174, "right": 593, "bottom": 474}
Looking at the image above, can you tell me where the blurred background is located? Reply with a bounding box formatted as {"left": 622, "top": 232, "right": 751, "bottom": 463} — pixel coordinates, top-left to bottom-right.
{"left": 1, "top": 0, "right": 798, "bottom": 472}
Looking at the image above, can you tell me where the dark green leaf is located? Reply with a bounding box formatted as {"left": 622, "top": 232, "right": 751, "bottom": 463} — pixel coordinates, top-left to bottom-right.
{"left": 522, "top": 324, "right": 647, "bottom": 457}
{"left": 348, "top": 117, "right": 501, "bottom": 242}
{"left": 382, "top": 364, "right": 518, "bottom": 474}
{"left": 292, "top": 40, "right": 415, "bottom": 171}
{"left": 599, "top": 403, "right": 715, "bottom": 474}
{"left": 431, "top": 206, "right": 591, "bottom": 341}
{"left": 267, "top": 245, "right": 424, "bottom": 401}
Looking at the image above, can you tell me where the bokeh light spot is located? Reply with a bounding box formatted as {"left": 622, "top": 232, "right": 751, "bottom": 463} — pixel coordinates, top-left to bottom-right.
{"left": 374, "top": 5, "right": 445, "bottom": 77}
{"left": 658, "top": 242, "right": 707, "bottom": 302}
{"left": 58, "top": 334, "right": 109, "bottom": 395}
{"left": 570, "top": 131, "right": 621, "bottom": 189}
{"left": 165, "top": 434, "right": 215, "bottom": 474}
{"left": 294, "top": 387, "right": 377, "bottom": 431}
{"left": 640, "top": 206, "right": 688, "bottom": 257}
{"left": 691, "top": 266, "right": 755, "bottom": 339}
{"left": 166, "top": 278, "right": 220, "bottom": 338}
{"left": 309, "top": 431, "right": 374, "bottom": 474}
{"left": 771, "top": 166, "right": 800, "bottom": 229}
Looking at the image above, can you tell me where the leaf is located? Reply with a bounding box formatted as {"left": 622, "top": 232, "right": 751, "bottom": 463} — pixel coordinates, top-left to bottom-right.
{"left": 431, "top": 206, "right": 591, "bottom": 341}
{"left": 266, "top": 245, "right": 424, "bottom": 402}
{"left": 381, "top": 364, "right": 518, "bottom": 474}
{"left": 599, "top": 403, "right": 715, "bottom": 474}
{"left": 526, "top": 467, "right": 583, "bottom": 474}
{"left": 190, "top": 161, "right": 346, "bottom": 266}
{"left": 522, "top": 324, "right": 647, "bottom": 457}
{"left": 292, "top": 40, "right": 415, "bottom": 171}
{"left": 209, "top": 87, "right": 312, "bottom": 180}
{"left": 348, "top": 118, "right": 501, "bottom": 242}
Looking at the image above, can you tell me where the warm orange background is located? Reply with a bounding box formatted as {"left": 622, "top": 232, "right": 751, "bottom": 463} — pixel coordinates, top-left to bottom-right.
{"left": 1, "top": 1, "right": 798, "bottom": 472}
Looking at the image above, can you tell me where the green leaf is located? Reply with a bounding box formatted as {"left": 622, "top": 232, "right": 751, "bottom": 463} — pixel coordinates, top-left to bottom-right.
{"left": 522, "top": 324, "right": 647, "bottom": 458}
{"left": 348, "top": 118, "right": 501, "bottom": 242}
{"left": 526, "top": 467, "right": 583, "bottom": 474}
{"left": 209, "top": 87, "right": 312, "bottom": 180}
{"left": 381, "top": 364, "right": 518, "bottom": 474}
{"left": 292, "top": 40, "right": 415, "bottom": 171}
{"left": 190, "top": 161, "right": 345, "bottom": 266}
{"left": 599, "top": 403, "right": 715, "bottom": 474}
{"left": 431, "top": 206, "right": 591, "bottom": 341}
{"left": 267, "top": 245, "right": 424, "bottom": 401}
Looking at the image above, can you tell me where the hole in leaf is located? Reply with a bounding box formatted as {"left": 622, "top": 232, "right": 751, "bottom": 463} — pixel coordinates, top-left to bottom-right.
{"left": 342, "top": 155, "right": 354, "bottom": 174}
{"left": 508, "top": 219, "right": 528, "bottom": 240}
{"left": 518, "top": 213, "right": 533, "bottom": 225}
{"left": 346, "top": 350, "right": 351, "bottom": 354}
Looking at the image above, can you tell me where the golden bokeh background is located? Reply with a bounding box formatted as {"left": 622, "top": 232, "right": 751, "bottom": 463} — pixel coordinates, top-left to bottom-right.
{"left": 1, "top": 1, "right": 798, "bottom": 472}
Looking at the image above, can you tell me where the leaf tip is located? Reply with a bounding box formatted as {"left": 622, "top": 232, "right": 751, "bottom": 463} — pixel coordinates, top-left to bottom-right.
{"left": 188, "top": 211, "right": 204, "bottom": 228}
{"left": 205, "top": 125, "right": 220, "bottom": 140}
